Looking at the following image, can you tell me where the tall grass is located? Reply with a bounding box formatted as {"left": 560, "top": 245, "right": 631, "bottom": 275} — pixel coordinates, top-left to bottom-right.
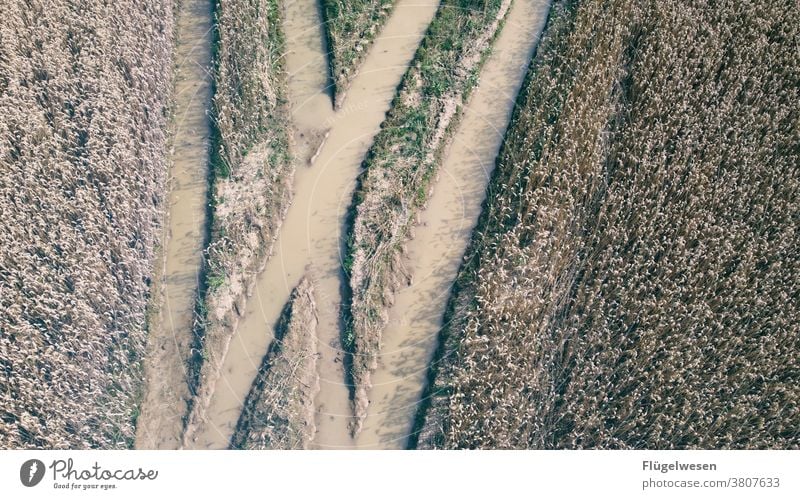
{"left": 415, "top": 0, "right": 800, "bottom": 449}
{"left": 0, "top": 0, "right": 174, "bottom": 448}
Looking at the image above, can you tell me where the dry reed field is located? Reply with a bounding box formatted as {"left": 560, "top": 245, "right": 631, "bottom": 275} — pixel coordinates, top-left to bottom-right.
{"left": 415, "top": 0, "right": 800, "bottom": 449}
{"left": 0, "top": 0, "right": 174, "bottom": 448}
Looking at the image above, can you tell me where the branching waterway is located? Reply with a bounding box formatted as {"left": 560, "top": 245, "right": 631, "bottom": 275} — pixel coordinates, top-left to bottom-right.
{"left": 190, "top": 0, "right": 440, "bottom": 449}
{"left": 149, "top": 0, "right": 553, "bottom": 450}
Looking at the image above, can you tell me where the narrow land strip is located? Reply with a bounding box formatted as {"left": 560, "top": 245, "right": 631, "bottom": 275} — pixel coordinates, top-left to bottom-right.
{"left": 180, "top": 0, "right": 295, "bottom": 447}
{"left": 344, "top": 0, "right": 517, "bottom": 435}
{"left": 230, "top": 277, "right": 319, "bottom": 449}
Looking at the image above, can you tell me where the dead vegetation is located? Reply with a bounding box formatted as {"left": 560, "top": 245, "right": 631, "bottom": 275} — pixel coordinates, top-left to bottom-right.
{"left": 343, "top": 0, "right": 511, "bottom": 435}
{"left": 415, "top": 0, "right": 800, "bottom": 449}
{"left": 182, "top": 0, "right": 294, "bottom": 445}
{"left": 230, "top": 277, "right": 319, "bottom": 449}
{"left": 0, "top": 0, "right": 174, "bottom": 448}
{"left": 320, "top": 0, "right": 395, "bottom": 108}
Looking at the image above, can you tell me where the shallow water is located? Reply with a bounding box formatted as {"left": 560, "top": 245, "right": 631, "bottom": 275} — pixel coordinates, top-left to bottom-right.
{"left": 191, "top": 0, "right": 440, "bottom": 449}
{"left": 136, "top": 0, "right": 213, "bottom": 449}
{"left": 353, "top": 0, "right": 553, "bottom": 449}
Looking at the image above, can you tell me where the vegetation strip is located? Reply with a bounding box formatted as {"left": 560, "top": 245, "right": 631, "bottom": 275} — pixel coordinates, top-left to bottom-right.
{"left": 230, "top": 277, "right": 319, "bottom": 449}
{"left": 182, "top": 0, "right": 294, "bottom": 446}
{"left": 320, "top": 0, "right": 396, "bottom": 108}
{"left": 414, "top": 0, "right": 800, "bottom": 449}
{"left": 344, "top": 0, "right": 512, "bottom": 435}
{"left": 0, "top": 0, "right": 174, "bottom": 448}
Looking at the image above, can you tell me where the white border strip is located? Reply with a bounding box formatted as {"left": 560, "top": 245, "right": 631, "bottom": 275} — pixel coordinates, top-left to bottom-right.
{"left": 1, "top": 450, "right": 797, "bottom": 498}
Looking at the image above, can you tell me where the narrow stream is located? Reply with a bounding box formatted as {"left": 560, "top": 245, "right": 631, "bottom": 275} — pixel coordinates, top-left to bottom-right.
{"left": 191, "top": 0, "right": 440, "bottom": 449}
{"left": 354, "top": 0, "right": 553, "bottom": 449}
{"left": 136, "top": 0, "right": 213, "bottom": 449}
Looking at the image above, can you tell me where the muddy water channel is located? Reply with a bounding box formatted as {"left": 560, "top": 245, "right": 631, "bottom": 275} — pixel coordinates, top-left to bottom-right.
{"left": 354, "top": 0, "right": 553, "bottom": 449}
{"left": 135, "top": 0, "right": 213, "bottom": 449}
{"left": 191, "top": 0, "right": 440, "bottom": 449}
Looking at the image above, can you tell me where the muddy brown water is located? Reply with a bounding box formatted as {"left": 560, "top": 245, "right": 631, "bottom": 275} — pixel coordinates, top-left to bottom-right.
{"left": 353, "top": 0, "right": 553, "bottom": 449}
{"left": 190, "top": 0, "right": 440, "bottom": 449}
{"left": 135, "top": 0, "right": 213, "bottom": 449}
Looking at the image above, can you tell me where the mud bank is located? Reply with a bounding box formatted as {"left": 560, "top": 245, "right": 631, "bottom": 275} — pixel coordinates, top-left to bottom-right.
{"left": 181, "top": 0, "right": 293, "bottom": 447}
{"left": 230, "top": 278, "right": 319, "bottom": 449}
{"left": 320, "top": 0, "right": 396, "bottom": 108}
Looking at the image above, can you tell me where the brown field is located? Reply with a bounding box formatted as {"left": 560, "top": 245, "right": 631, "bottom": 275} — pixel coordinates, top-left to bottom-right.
{"left": 415, "top": 0, "right": 800, "bottom": 449}
{"left": 0, "top": 0, "right": 174, "bottom": 448}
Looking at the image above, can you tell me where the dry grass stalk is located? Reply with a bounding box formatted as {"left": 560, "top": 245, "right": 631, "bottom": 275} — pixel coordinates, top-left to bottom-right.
{"left": 416, "top": 0, "right": 800, "bottom": 449}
